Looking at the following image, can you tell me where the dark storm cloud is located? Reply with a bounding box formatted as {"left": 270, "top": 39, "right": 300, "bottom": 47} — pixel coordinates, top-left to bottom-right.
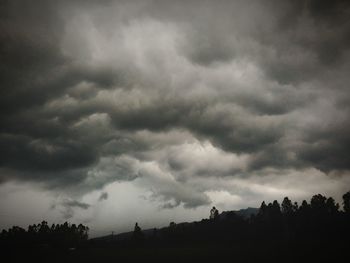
{"left": 271, "top": 0, "right": 350, "bottom": 82}
{"left": 98, "top": 192, "right": 108, "bottom": 201}
{"left": 63, "top": 199, "right": 90, "bottom": 210}
{"left": 0, "top": 0, "right": 66, "bottom": 113}
{"left": 1, "top": 0, "right": 350, "bottom": 208}
{"left": 295, "top": 120, "right": 350, "bottom": 172}
{"left": 59, "top": 199, "right": 90, "bottom": 219}
{"left": 0, "top": 0, "right": 123, "bottom": 183}
{"left": 0, "top": 133, "right": 98, "bottom": 171}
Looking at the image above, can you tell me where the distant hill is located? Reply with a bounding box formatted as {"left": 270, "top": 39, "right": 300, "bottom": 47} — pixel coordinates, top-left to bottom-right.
{"left": 219, "top": 207, "right": 259, "bottom": 220}
{"left": 90, "top": 207, "right": 258, "bottom": 243}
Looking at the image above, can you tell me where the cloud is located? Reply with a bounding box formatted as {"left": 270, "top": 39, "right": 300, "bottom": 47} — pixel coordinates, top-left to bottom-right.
{"left": 98, "top": 192, "right": 108, "bottom": 201}
{"left": 63, "top": 199, "right": 90, "bottom": 210}
{"left": 59, "top": 199, "right": 91, "bottom": 219}
{"left": 0, "top": 0, "right": 349, "bottom": 210}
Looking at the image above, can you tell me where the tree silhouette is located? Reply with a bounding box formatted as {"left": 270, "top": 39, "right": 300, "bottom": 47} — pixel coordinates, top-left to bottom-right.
{"left": 272, "top": 200, "right": 282, "bottom": 217}
{"left": 132, "top": 222, "right": 144, "bottom": 244}
{"left": 310, "top": 194, "right": 327, "bottom": 212}
{"left": 2, "top": 191, "right": 350, "bottom": 262}
{"left": 258, "top": 201, "right": 267, "bottom": 218}
{"left": 299, "top": 200, "right": 311, "bottom": 214}
{"left": 0, "top": 221, "right": 89, "bottom": 248}
{"left": 214, "top": 208, "right": 219, "bottom": 220}
{"left": 293, "top": 201, "right": 299, "bottom": 212}
{"left": 343, "top": 191, "right": 350, "bottom": 213}
{"left": 282, "top": 197, "right": 293, "bottom": 215}
{"left": 325, "top": 197, "right": 339, "bottom": 214}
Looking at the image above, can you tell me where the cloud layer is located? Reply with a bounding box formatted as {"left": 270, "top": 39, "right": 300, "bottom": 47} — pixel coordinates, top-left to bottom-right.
{"left": 1, "top": 0, "right": 350, "bottom": 212}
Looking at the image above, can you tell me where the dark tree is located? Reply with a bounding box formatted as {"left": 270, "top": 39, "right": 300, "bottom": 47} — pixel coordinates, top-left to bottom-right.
{"left": 0, "top": 221, "right": 89, "bottom": 248}
{"left": 311, "top": 194, "right": 327, "bottom": 213}
{"left": 325, "top": 197, "right": 339, "bottom": 214}
{"left": 343, "top": 191, "right": 350, "bottom": 213}
{"left": 293, "top": 202, "right": 299, "bottom": 212}
{"left": 258, "top": 201, "right": 267, "bottom": 217}
{"left": 300, "top": 200, "right": 310, "bottom": 211}
{"left": 272, "top": 200, "right": 281, "bottom": 217}
{"left": 214, "top": 208, "right": 219, "bottom": 219}
{"left": 282, "top": 197, "right": 293, "bottom": 214}
{"left": 132, "top": 222, "right": 144, "bottom": 243}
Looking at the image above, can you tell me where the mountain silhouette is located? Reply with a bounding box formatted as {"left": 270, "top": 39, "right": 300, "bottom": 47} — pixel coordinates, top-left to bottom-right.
{"left": 91, "top": 207, "right": 259, "bottom": 243}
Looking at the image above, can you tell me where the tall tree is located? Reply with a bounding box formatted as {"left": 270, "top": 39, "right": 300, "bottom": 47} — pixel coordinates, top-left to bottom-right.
{"left": 343, "top": 191, "right": 350, "bottom": 213}
{"left": 326, "top": 197, "right": 339, "bottom": 214}
{"left": 281, "top": 197, "right": 293, "bottom": 214}
{"left": 311, "top": 194, "right": 327, "bottom": 213}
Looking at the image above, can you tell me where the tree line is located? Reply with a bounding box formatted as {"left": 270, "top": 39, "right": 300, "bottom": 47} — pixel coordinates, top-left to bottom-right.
{"left": 0, "top": 221, "right": 89, "bottom": 248}
{"left": 1, "top": 191, "right": 349, "bottom": 262}
{"left": 123, "top": 191, "right": 350, "bottom": 262}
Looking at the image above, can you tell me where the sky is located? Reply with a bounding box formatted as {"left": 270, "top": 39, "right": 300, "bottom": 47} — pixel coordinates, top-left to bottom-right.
{"left": 1, "top": 0, "right": 350, "bottom": 237}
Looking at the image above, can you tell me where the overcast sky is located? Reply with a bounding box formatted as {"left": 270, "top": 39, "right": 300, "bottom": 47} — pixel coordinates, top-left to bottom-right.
{"left": 1, "top": 0, "right": 350, "bottom": 237}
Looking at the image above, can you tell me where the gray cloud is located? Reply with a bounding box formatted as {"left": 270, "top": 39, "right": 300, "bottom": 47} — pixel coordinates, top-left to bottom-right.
{"left": 60, "top": 199, "right": 90, "bottom": 219}
{"left": 1, "top": 0, "right": 349, "bottom": 209}
{"left": 98, "top": 192, "right": 108, "bottom": 201}
{"left": 63, "top": 199, "right": 90, "bottom": 210}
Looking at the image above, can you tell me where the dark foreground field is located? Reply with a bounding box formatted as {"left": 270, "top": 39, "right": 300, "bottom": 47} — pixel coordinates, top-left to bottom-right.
{"left": 4, "top": 240, "right": 347, "bottom": 263}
